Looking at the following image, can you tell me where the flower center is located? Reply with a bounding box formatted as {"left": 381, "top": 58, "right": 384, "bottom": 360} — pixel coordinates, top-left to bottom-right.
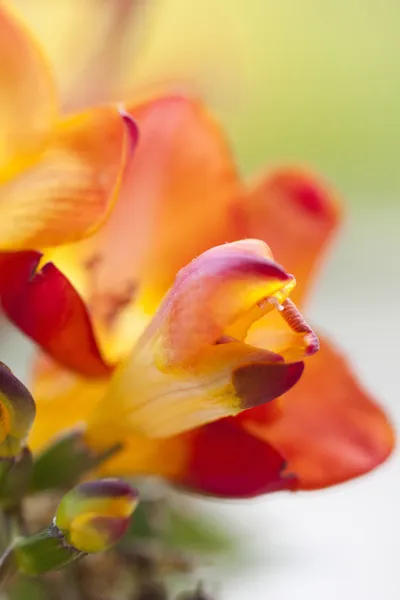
{"left": 84, "top": 254, "right": 136, "bottom": 329}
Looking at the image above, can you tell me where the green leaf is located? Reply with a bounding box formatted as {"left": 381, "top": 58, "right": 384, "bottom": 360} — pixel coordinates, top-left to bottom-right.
{"left": 126, "top": 500, "right": 154, "bottom": 539}
{"left": 31, "top": 430, "right": 121, "bottom": 492}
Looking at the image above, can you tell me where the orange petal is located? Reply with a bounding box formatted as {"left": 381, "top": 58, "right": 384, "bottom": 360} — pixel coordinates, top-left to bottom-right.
{"left": 236, "top": 167, "right": 341, "bottom": 304}
{"left": 81, "top": 95, "right": 241, "bottom": 311}
{"left": 85, "top": 241, "right": 304, "bottom": 443}
{"left": 0, "top": 251, "right": 111, "bottom": 378}
{"left": 0, "top": 106, "right": 138, "bottom": 250}
{"left": 0, "top": 3, "right": 57, "bottom": 181}
{"left": 240, "top": 335, "right": 395, "bottom": 490}
{"left": 28, "top": 355, "right": 108, "bottom": 453}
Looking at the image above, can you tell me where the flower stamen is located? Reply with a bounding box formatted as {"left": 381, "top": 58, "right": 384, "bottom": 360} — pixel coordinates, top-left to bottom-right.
{"left": 280, "top": 298, "right": 319, "bottom": 355}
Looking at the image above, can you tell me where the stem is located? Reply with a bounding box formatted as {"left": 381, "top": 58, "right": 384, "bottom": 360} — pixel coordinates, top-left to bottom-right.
{"left": 0, "top": 546, "right": 17, "bottom": 589}
{"left": 5, "top": 502, "right": 28, "bottom": 539}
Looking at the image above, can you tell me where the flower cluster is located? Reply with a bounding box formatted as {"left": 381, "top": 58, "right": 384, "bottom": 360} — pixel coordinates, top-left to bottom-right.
{"left": 0, "top": 1, "right": 394, "bottom": 594}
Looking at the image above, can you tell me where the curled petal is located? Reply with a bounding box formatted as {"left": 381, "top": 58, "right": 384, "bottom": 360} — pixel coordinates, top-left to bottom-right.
{"left": 0, "top": 252, "right": 111, "bottom": 377}
{"left": 0, "top": 3, "right": 57, "bottom": 181}
{"left": 0, "top": 106, "right": 138, "bottom": 250}
{"left": 241, "top": 336, "right": 395, "bottom": 489}
{"left": 152, "top": 239, "right": 294, "bottom": 368}
{"left": 0, "top": 362, "right": 35, "bottom": 457}
{"left": 85, "top": 241, "right": 304, "bottom": 443}
{"left": 55, "top": 479, "right": 138, "bottom": 553}
{"left": 237, "top": 167, "right": 340, "bottom": 304}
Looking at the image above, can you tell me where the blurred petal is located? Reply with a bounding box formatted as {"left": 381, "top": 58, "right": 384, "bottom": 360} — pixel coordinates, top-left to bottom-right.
{"left": 0, "top": 3, "right": 57, "bottom": 180}
{"left": 236, "top": 168, "right": 340, "bottom": 304}
{"left": 94, "top": 432, "right": 187, "bottom": 480}
{"left": 64, "top": 0, "right": 140, "bottom": 111}
{"left": 82, "top": 95, "right": 241, "bottom": 311}
{"left": 96, "top": 420, "right": 296, "bottom": 499}
{"left": 28, "top": 356, "right": 108, "bottom": 452}
{"left": 0, "top": 106, "right": 138, "bottom": 250}
{"left": 85, "top": 241, "right": 305, "bottom": 443}
{"left": 0, "top": 252, "right": 111, "bottom": 377}
{"left": 241, "top": 336, "right": 394, "bottom": 489}
{"left": 173, "top": 419, "right": 296, "bottom": 498}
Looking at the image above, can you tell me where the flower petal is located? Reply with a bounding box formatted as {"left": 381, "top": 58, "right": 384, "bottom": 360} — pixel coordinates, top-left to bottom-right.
{"left": 0, "top": 361, "right": 36, "bottom": 457}
{"left": 152, "top": 239, "right": 294, "bottom": 367}
{"left": 86, "top": 340, "right": 304, "bottom": 444}
{"left": 28, "top": 356, "right": 108, "bottom": 452}
{"left": 0, "top": 3, "right": 57, "bottom": 181}
{"left": 0, "top": 252, "right": 111, "bottom": 377}
{"left": 85, "top": 241, "right": 304, "bottom": 442}
{"left": 96, "top": 420, "right": 296, "bottom": 499}
{"left": 0, "top": 106, "right": 138, "bottom": 250}
{"left": 80, "top": 95, "right": 241, "bottom": 311}
{"left": 174, "top": 419, "right": 296, "bottom": 498}
{"left": 236, "top": 167, "right": 340, "bottom": 304}
{"left": 240, "top": 336, "right": 395, "bottom": 490}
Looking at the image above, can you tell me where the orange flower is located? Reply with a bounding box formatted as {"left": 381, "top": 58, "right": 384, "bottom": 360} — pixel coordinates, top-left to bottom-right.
{"left": 1, "top": 96, "right": 394, "bottom": 497}
{"left": 0, "top": 3, "right": 137, "bottom": 251}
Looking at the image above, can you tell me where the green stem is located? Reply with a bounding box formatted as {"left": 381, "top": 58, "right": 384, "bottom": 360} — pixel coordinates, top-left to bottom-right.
{"left": 14, "top": 524, "right": 83, "bottom": 576}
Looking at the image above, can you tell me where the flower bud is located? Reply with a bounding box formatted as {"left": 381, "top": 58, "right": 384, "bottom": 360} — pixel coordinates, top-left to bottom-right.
{"left": 0, "top": 362, "right": 35, "bottom": 458}
{"left": 55, "top": 479, "right": 138, "bottom": 553}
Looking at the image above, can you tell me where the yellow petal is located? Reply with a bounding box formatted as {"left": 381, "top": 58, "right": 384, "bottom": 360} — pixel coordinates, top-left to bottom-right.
{"left": 0, "top": 2, "right": 57, "bottom": 181}
{"left": 28, "top": 356, "right": 108, "bottom": 452}
{"left": 85, "top": 241, "right": 305, "bottom": 443}
{"left": 0, "top": 106, "right": 138, "bottom": 250}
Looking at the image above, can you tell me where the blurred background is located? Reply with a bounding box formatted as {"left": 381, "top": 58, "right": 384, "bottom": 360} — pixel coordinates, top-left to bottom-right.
{"left": 8, "top": 1, "right": 400, "bottom": 598}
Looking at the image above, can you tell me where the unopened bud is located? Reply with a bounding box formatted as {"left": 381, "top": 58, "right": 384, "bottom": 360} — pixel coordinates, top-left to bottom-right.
{"left": 6, "top": 479, "right": 138, "bottom": 579}
{"left": 55, "top": 479, "right": 138, "bottom": 553}
{"left": 0, "top": 362, "right": 35, "bottom": 458}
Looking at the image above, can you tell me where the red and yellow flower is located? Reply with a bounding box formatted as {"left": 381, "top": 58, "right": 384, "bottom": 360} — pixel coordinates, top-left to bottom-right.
{"left": 0, "top": 5, "right": 394, "bottom": 498}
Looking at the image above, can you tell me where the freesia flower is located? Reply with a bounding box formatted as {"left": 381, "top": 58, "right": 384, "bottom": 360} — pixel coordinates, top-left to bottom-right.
{"left": 0, "top": 97, "right": 394, "bottom": 497}
{"left": 0, "top": 2, "right": 137, "bottom": 251}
